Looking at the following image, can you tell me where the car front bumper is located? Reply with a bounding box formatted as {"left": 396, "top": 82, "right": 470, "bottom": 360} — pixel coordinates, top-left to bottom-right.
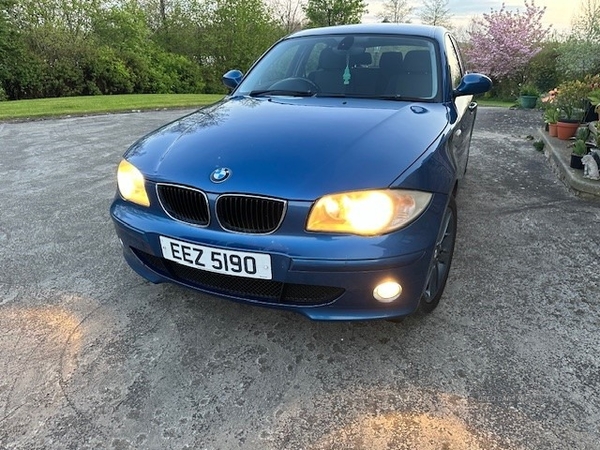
{"left": 110, "top": 194, "right": 447, "bottom": 321}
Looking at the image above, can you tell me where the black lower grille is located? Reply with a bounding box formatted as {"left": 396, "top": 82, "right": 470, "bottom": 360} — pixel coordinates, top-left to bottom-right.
{"left": 135, "top": 250, "right": 169, "bottom": 274}
{"left": 170, "top": 264, "right": 283, "bottom": 300}
{"left": 133, "top": 249, "right": 344, "bottom": 306}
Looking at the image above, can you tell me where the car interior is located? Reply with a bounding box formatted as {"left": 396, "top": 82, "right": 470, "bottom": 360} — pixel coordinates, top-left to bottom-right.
{"left": 239, "top": 35, "right": 440, "bottom": 101}
{"left": 307, "top": 46, "right": 435, "bottom": 99}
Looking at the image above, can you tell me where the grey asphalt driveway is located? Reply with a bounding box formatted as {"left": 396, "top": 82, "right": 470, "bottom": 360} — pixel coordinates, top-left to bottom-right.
{"left": 0, "top": 107, "right": 599, "bottom": 450}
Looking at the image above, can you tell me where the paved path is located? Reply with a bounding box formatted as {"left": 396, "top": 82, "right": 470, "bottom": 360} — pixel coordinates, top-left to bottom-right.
{"left": 0, "top": 107, "right": 598, "bottom": 449}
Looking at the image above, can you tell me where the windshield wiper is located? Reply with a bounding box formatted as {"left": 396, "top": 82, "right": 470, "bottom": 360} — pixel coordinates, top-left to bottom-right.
{"left": 315, "top": 93, "right": 347, "bottom": 98}
{"left": 314, "top": 93, "right": 426, "bottom": 102}
{"left": 249, "top": 89, "right": 316, "bottom": 97}
{"left": 374, "top": 94, "right": 428, "bottom": 102}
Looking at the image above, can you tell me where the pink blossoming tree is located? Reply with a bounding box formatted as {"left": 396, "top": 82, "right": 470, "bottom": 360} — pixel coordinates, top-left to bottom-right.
{"left": 465, "top": 1, "right": 550, "bottom": 81}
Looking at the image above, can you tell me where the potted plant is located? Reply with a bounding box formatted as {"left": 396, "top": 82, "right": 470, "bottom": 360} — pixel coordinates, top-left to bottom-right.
{"left": 571, "top": 140, "right": 587, "bottom": 169}
{"left": 543, "top": 107, "right": 560, "bottom": 137}
{"left": 582, "top": 74, "right": 600, "bottom": 122}
{"left": 518, "top": 83, "right": 539, "bottom": 109}
{"left": 587, "top": 88, "right": 600, "bottom": 122}
{"left": 555, "top": 80, "right": 589, "bottom": 140}
{"left": 570, "top": 128, "right": 589, "bottom": 169}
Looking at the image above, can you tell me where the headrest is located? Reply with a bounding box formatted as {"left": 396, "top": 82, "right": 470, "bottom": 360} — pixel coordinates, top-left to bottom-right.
{"left": 350, "top": 52, "right": 372, "bottom": 67}
{"left": 318, "top": 48, "right": 347, "bottom": 70}
{"left": 403, "top": 50, "right": 432, "bottom": 73}
{"left": 379, "top": 52, "right": 403, "bottom": 73}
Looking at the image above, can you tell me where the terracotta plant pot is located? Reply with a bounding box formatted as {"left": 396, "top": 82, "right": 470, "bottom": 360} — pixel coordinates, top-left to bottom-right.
{"left": 556, "top": 121, "right": 580, "bottom": 140}
{"left": 548, "top": 123, "right": 558, "bottom": 137}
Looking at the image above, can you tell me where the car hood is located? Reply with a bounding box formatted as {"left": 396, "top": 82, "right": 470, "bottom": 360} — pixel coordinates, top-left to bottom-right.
{"left": 126, "top": 97, "right": 450, "bottom": 200}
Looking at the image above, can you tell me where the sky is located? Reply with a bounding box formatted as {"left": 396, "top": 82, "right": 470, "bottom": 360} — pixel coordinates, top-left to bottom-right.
{"left": 364, "top": 0, "right": 581, "bottom": 34}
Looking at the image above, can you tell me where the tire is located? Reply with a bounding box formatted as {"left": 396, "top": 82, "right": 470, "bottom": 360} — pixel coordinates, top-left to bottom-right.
{"left": 418, "top": 196, "right": 457, "bottom": 314}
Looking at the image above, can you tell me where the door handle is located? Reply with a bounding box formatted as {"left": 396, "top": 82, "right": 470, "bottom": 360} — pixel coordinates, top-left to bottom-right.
{"left": 454, "top": 129, "right": 462, "bottom": 138}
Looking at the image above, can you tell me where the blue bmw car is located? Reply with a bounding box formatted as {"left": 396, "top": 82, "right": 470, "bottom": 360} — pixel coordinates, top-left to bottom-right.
{"left": 110, "top": 24, "right": 491, "bottom": 321}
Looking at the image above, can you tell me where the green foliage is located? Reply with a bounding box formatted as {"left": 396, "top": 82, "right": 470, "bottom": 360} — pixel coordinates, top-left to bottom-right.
{"left": 556, "top": 1, "right": 600, "bottom": 79}
{"left": 556, "top": 38, "right": 600, "bottom": 80}
{"left": 0, "top": 0, "right": 208, "bottom": 99}
{"left": 533, "top": 140, "right": 544, "bottom": 152}
{"left": 2, "top": 46, "right": 46, "bottom": 99}
{"left": 556, "top": 79, "right": 591, "bottom": 120}
{"left": 519, "top": 83, "right": 539, "bottom": 96}
{"left": 304, "top": 0, "right": 367, "bottom": 27}
{"left": 0, "top": 0, "right": 28, "bottom": 96}
{"left": 589, "top": 89, "right": 600, "bottom": 115}
{"left": 572, "top": 0, "right": 600, "bottom": 41}
{"left": 199, "top": 0, "right": 286, "bottom": 93}
{"left": 0, "top": 0, "right": 13, "bottom": 80}
{"left": 576, "top": 126, "right": 590, "bottom": 142}
{"left": 485, "top": 78, "right": 520, "bottom": 102}
{"left": 86, "top": 46, "right": 135, "bottom": 95}
{"left": 543, "top": 107, "right": 559, "bottom": 124}
{"left": 525, "top": 41, "right": 561, "bottom": 93}
{"left": 572, "top": 139, "right": 587, "bottom": 156}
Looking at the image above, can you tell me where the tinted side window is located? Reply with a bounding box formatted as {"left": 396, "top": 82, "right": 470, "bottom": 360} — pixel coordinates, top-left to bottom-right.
{"left": 445, "top": 35, "right": 463, "bottom": 89}
{"left": 261, "top": 43, "right": 301, "bottom": 83}
{"left": 305, "top": 43, "right": 328, "bottom": 74}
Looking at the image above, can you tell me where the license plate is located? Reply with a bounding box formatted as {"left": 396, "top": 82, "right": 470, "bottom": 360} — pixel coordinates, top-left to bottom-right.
{"left": 159, "top": 236, "right": 272, "bottom": 280}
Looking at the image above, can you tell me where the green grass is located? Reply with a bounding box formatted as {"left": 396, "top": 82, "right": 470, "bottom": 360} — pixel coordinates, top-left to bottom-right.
{"left": 476, "top": 98, "right": 517, "bottom": 108}
{"left": 0, "top": 94, "right": 225, "bottom": 120}
{"left": 0, "top": 93, "right": 519, "bottom": 120}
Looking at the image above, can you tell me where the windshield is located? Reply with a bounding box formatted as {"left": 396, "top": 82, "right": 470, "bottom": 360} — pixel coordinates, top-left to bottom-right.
{"left": 235, "top": 34, "right": 440, "bottom": 101}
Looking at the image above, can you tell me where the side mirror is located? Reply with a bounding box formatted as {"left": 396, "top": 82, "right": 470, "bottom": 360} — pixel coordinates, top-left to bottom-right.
{"left": 222, "top": 70, "right": 244, "bottom": 90}
{"left": 454, "top": 73, "right": 492, "bottom": 97}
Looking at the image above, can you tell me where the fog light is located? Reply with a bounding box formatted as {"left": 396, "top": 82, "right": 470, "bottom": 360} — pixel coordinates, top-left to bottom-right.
{"left": 373, "top": 281, "right": 402, "bottom": 303}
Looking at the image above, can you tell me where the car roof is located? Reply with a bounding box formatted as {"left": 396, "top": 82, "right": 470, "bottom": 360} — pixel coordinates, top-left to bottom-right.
{"left": 288, "top": 23, "right": 446, "bottom": 40}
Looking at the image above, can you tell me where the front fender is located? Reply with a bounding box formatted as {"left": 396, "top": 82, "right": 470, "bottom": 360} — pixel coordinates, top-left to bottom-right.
{"left": 390, "top": 131, "right": 455, "bottom": 195}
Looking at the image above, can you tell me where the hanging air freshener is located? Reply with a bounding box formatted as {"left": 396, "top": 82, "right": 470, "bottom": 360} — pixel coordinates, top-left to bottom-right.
{"left": 343, "top": 54, "right": 351, "bottom": 85}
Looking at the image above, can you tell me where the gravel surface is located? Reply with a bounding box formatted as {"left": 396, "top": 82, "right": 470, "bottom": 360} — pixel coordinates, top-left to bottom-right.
{"left": 0, "top": 107, "right": 598, "bottom": 449}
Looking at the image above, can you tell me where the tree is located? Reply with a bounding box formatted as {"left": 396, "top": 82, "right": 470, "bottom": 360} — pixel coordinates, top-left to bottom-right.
{"left": 9, "top": 0, "right": 102, "bottom": 36}
{"left": 1, "top": 0, "right": 290, "bottom": 98}
{"left": 270, "top": 0, "right": 306, "bottom": 33}
{"left": 91, "top": 2, "right": 204, "bottom": 94}
{"left": 418, "top": 0, "right": 452, "bottom": 28}
{"left": 556, "top": 0, "right": 600, "bottom": 78}
{"left": 0, "top": 0, "right": 15, "bottom": 76}
{"left": 465, "top": 1, "right": 550, "bottom": 80}
{"left": 572, "top": 0, "right": 600, "bottom": 41}
{"left": 0, "top": 0, "right": 18, "bottom": 99}
{"left": 526, "top": 41, "right": 560, "bottom": 92}
{"left": 303, "top": 0, "right": 367, "bottom": 27}
{"left": 377, "top": 0, "right": 412, "bottom": 23}
{"left": 199, "top": 0, "right": 285, "bottom": 92}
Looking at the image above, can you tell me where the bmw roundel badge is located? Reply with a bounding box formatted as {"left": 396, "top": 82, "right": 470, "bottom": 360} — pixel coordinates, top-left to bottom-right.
{"left": 210, "top": 167, "right": 231, "bottom": 183}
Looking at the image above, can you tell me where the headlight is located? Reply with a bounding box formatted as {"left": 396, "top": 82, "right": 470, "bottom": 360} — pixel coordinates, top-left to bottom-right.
{"left": 117, "top": 159, "right": 150, "bottom": 207}
{"left": 306, "top": 189, "right": 432, "bottom": 236}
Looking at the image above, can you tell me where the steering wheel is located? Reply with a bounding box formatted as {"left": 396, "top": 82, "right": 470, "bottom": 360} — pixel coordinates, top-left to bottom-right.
{"left": 268, "top": 77, "right": 320, "bottom": 94}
